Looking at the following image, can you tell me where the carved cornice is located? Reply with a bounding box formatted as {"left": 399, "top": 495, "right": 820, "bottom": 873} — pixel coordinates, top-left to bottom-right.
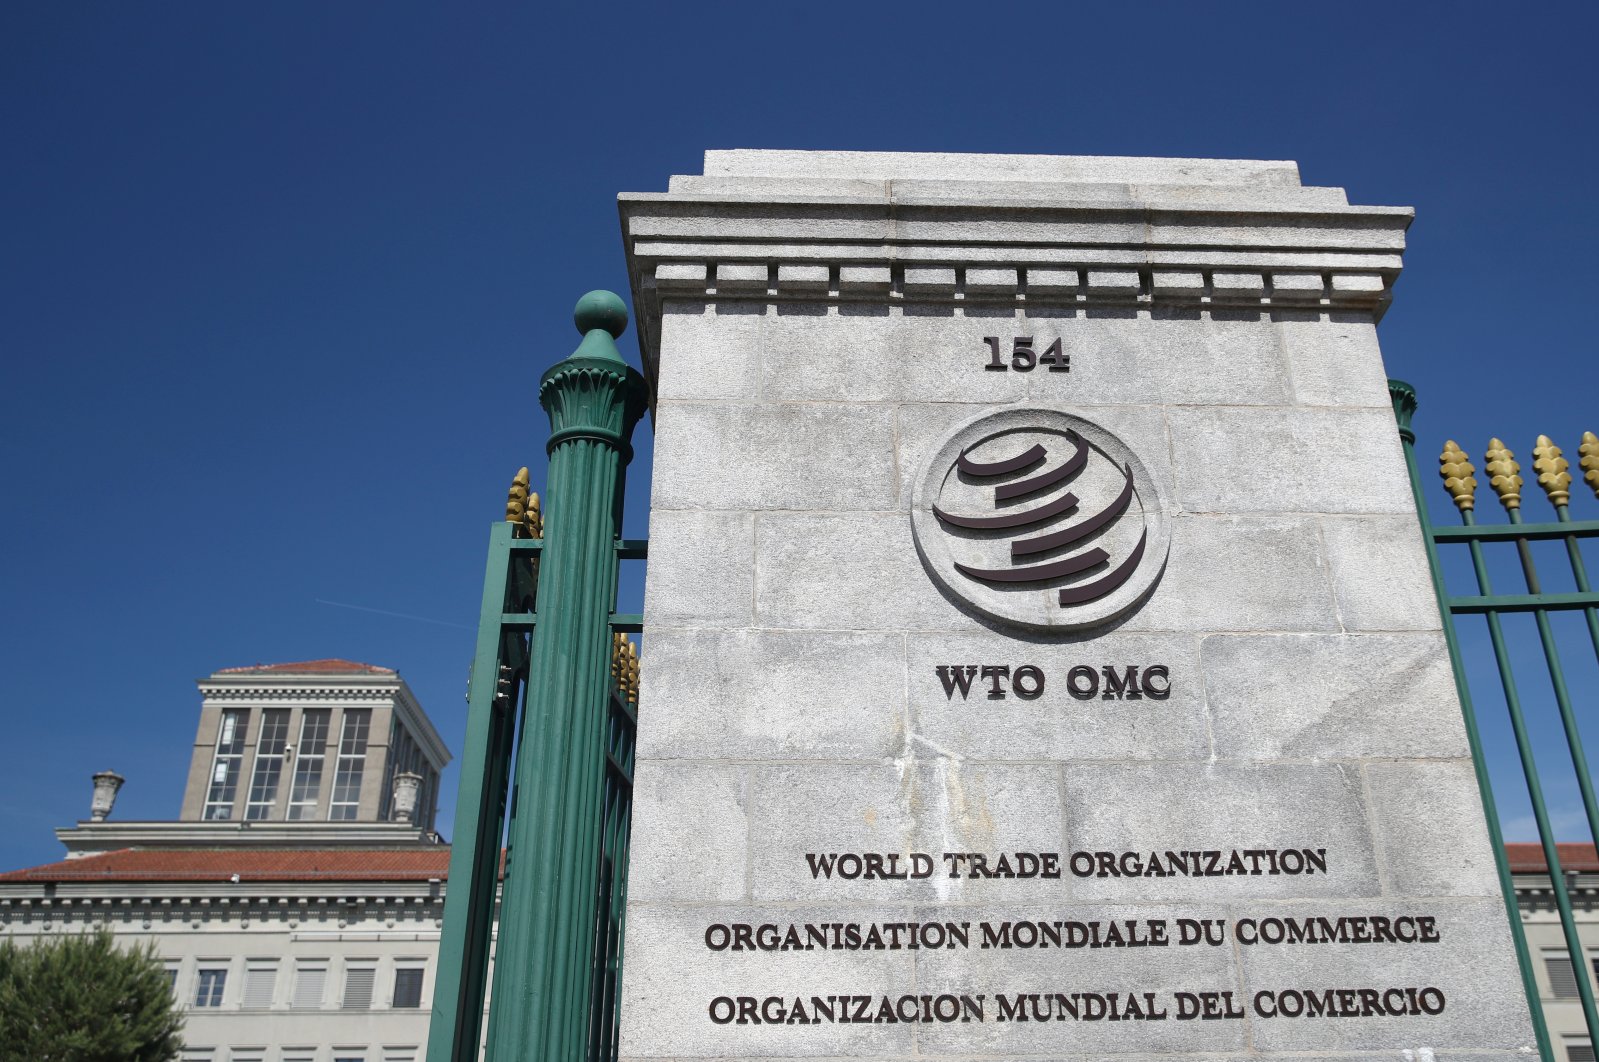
{"left": 199, "top": 685, "right": 394, "bottom": 703}
{"left": 55, "top": 820, "right": 441, "bottom": 855}
{"left": 620, "top": 173, "right": 1412, "bottom": 396}
{"left": 0, "top": 890, "right": 450, "bottom": 933}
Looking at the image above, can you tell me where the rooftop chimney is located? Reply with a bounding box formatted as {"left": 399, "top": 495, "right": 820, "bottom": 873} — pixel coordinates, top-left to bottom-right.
{"left": 90, "top": 770, "right": 125, "bottom": 822}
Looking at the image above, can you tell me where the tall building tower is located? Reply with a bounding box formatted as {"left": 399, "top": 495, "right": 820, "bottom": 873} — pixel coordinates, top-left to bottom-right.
{"left": 178, "top": 660, "right": 447, "bottom": 830}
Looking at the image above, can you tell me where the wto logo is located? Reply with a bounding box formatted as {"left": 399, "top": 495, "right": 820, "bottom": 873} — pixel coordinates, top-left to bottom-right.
{"left": 912, "top": 409, "right": 1170, "bottom": 631}
{"left": 934, "top": 432, "right": 1147, "bottom": 606}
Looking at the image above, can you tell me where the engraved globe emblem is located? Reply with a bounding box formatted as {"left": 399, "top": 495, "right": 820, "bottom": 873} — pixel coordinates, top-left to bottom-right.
{"left": 912, "top": 409, "right": 1170, "bottom": 631}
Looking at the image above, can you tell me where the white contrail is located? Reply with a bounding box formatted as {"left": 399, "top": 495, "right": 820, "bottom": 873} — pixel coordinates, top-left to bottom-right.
{"left": 314, "top": 599, "right": 472, "bottom": 630}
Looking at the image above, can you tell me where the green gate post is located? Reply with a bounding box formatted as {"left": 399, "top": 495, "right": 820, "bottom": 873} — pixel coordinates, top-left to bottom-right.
{"left": 1389, "top": 381, "right": 1554, "bottom": 1059}
{"left": 483, "top": 292, "right": 648, "bottom": 1062}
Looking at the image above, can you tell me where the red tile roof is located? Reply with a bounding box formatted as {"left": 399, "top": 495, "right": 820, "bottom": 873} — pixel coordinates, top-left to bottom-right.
{"left": 1506, "top": 842, "right": 1599, "bottom": 874}
{"left": 0, "top": 848, "right": 465, "bottom": 884}
{"left": 215, "top": 659, "right": 395, "bottom": 676}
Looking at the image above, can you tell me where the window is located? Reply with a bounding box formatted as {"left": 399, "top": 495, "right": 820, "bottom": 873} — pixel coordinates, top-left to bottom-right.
{"left": 334, "top": 1053, "right": 366, "bottom": 1062}
{"left": 1569, "top": 1043, "right": 1596, "bottom": 1062}
{"left": 164, "top": 963, "right": 180, "bottom": 994}
{"left": 244, "top": 709, "right": 289, "bottom": 820}
{"left": 194, "top": 967, "right": 227, "bottom": 1008}
{"left": 380, "top": 722, "right": 436, "bottom": 825}
{"left": 329, "top": 709, "right": 370, "bottom": 821}
{"left": 1548, "top": 951, "right": 1579, "bottom": 998}
{"left": 227, "top": 1051, "right": 263, "bottom": 1062}
{"left": 392, "top": 967, "right": 424, "bottom": 1009}
{"left": 418, "top": 765, "right": 438, "bottom": 829}
{"left": 292, "top": 961, "right": 327, "bottom": 1009}
{"left": 342, "top": 963, "right": 376, "bottom": 1009}
{"left": 180, "top": 1052, "right": 215, "bottom": 1062}
{"left": 382, "top": 721, "right": 420, "bottom": 821}
{"left": 281, "top": 1053, "right": 316, "bottom": 1062}
{"left": 241, "top": 961, "right": 277, "bottom": 1008}
{"left": 203, "top": 710, "right": 249, "bottom": 820}
{"left": 379, "top": 722, "right": 439, "bottom": 829}
{"left": 288, "top": 709, "right": 330, "bottom": 820}
{"left": 382, "top": 1051, "right": 417, "bottom": 1062}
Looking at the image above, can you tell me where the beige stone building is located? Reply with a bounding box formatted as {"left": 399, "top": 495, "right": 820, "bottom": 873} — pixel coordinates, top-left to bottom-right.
{"left": 0, "top": 660, "right": 453, "bottom": 1062}
{"left": 1512, "top": 842, "right": 1599, "bottom": 1062}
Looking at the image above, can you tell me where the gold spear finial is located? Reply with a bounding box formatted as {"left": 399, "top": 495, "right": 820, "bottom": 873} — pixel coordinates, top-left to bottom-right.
{"left": 1438, "top": 440, "right": 1477, "bottom": 511}
{"left": 1532, "top": 435, "right": 1573, "bottom": 508}
{"left": 1581, "top": 431, "right": 1599, "bottom": 500}
{"left": 1484, "top": 438, "right": 1523, "bottom": 511}
{"left": 506, "top": 467, "right": 530, "bottom": 532}
{"left": 504, "top": 468, "right": 544, "bottom": 539}
{"left": 611, "top": 632, "right": 640, "bottom": 705}
{"left": 524, "top": 491, "right": 543, "bottom": 539}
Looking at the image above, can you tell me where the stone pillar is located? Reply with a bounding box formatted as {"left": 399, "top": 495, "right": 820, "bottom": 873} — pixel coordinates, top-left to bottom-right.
{"left": 89, "top": 770, "right": 124, "bottom": 821}
{"left": 615, "top": 151, "right": 1534, "bottom": 1058}
{"left": 483, "top": 291, "right": 647, "bottom": 1062}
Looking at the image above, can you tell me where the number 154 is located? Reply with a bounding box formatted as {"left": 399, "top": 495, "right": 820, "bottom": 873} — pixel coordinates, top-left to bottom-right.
{"left": 983, "top": 336, "right": 1069, "bottom": 372}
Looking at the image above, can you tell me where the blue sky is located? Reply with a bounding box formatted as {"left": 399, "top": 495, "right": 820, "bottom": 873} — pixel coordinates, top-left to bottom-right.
{"left": 2, "top": 2, "right": 1596, "bottom": 871}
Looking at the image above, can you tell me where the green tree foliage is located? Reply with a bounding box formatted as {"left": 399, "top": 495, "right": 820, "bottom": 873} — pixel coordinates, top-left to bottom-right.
{"left": 0, "top": 929, "right": 183, "bottom": 1062}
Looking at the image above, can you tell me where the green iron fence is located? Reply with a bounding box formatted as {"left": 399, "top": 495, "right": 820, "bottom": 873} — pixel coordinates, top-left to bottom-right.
{"left": 425, "top": 475, "right": 645, "bottom": 1062}
{"left": 1393, "top": 380, "right": 1599, "bottom": 1060}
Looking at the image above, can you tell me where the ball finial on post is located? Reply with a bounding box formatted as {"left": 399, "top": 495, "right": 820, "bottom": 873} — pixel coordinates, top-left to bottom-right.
{"left": 573, "top": 290, "right": 629, "bottom": 339}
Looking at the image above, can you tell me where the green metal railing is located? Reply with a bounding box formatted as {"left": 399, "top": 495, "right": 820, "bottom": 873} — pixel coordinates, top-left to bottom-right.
{"left": 1393, "top": 380, "right": 1599, "bottom": 1060}
{"left": 425, "top": 521, "right": 644, "bottom": 1062}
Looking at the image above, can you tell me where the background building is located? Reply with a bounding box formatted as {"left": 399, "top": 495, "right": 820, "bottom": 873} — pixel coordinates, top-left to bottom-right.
{"left": 1513, "top": 843, "right": 1599, "bottom": 1062}
{"left": 178, "top": 659, "right": 447, "bottom": 830}
{"left": 0, "top": 660, "right": 453, "bottom": 1062}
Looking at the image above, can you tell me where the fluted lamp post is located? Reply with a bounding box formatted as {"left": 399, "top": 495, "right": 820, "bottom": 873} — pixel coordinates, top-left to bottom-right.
{"left": 480, "top": 291, "right": 647, "bottom": 1062}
